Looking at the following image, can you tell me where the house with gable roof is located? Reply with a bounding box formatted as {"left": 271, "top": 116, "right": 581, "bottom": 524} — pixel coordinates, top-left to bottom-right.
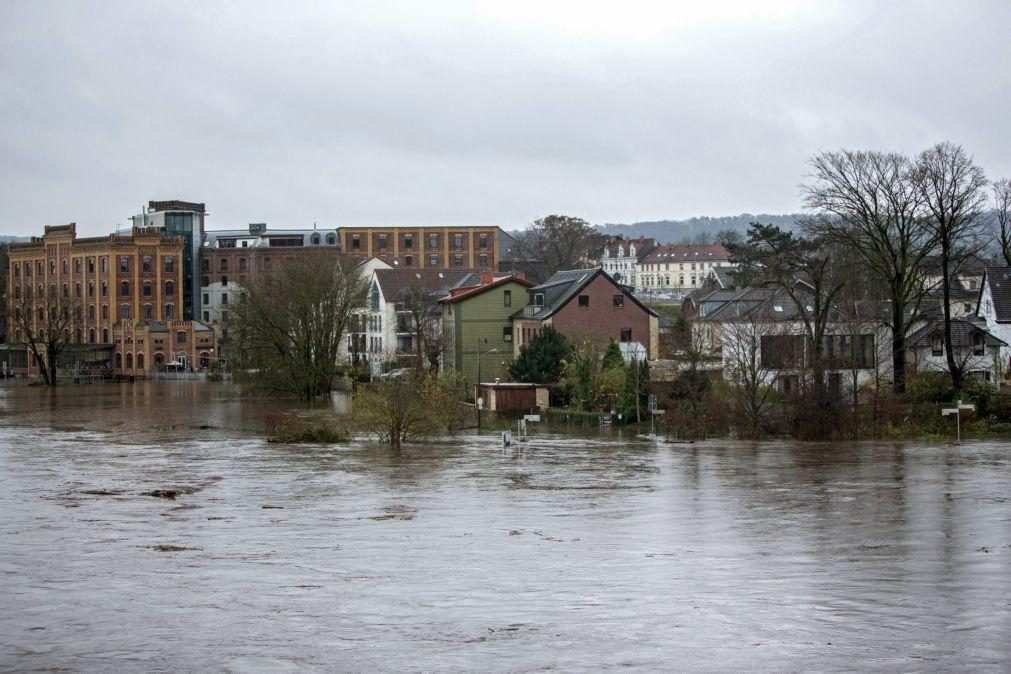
{"left": 513, "top": 268, "right": 659, "bottom": 360}
{"left": 975, "top": 265, "right": 1011, "bottom": 377}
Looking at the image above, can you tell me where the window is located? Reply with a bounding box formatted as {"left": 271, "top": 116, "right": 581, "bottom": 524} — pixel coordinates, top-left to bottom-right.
{"left": 454, "top": 234, "right": 463, "bottom": 249}
{"left": 429, "top": 233, "right": 438, "bottom": 249}
{"left": 454, "top": 254, "right": 463, "bottom": 267}
{"left": 613, "top": 294, "right": 624, "bottom": 308}
{"left": 177, "top": 331, "right": 187, "bottom": 344}
{"left": 378, "top": 234, "right": 388, "bottom": 249}
{"left": 239, "top": 258, "right": 247, "bottom": 271}
{"left": 578, "top": 295, "right": 589, "bottom": 308}
{"left": 429, "top": 255, "right": 438, "bottom": 267}
{"left": 202, "top": 293, "right": 209, "bottom": 304}
{"left": 165, "top": 304, "right": 174, "bottom": 319}
{"left": 101, "top": 281, "right": 108, "bottom": 297}
{"left": 142, "top": 282, "right": 152, "bottom": 297}
{"left": 120, "top": 281, "right": 130, "bottom": 296}
{"left": 503, "top": 326, "right": 513, "bottom": 342}
{"left": 62, "top": 283, "right": 69, "bottom": 298}
{"left": 479, "top": 233, "right": 488, "bottom": 248}
{"left": 62, "top": 259, "right": 68, "bottom": 274}
{"left": 203, "top": 311, "right": 210, "bottom": 321}
{"left": 75, "top": 283, "right": 82, "bottom": 298}
{"left": 13, "top": 263, "right": 19, "bottom": 279}
{"left": 620, "top": 328, "right": 632, "bottom": 342}
{"left": 404, "top": 234, "right": 413, "bottom": 250}
{"left": 201, "top": 276, "right": 209, "bottom": 287}
{"left": 534, "top": 293, "right": 544, "bottom": 306}
{"left": 326, "top": 233, "right": 336, "bottom": 245}
{"left": 264, "top": 258, "right": 272, "bottom": 269}
{"left": 87, "top": 281, "right": 94, "bottom": 298}
{"left": 165, "top": 281, "right": 175, "bottom": 296}
{"left": 311, "top": 233, "right": 321, "bottom": 245}
{"left": 220, "top": 258, "right": 228, "bottom": 272}
{"left": 201, "top": 258, "right": 209, "bottom": 272}
{"left": 101, "top": 305, "right": 108, "bottom": 320}
{"left": 931, "top": 334, "right": 943, "bottom": 357}
{"left": 50, "top": 260, "right": 56, "bottom": 275}
{"left": 119, "top": 257, "right": 129, "bottom": 273}
{"left": 165, "top": 257, "right": 174, "bottom": 273}
{"left": 74, "top": 259, "right": 81, "bottom": 273}
{"left": 221, "top": 293, "right": 228, "bottom": 305}
{"left": 405, "top": 255, "right": 413, "bottom": 267}
{"left": 504, "top": 290, "right": 512, "bottom": 307}
{"left": 120, "top": 305, "right": 130, "bottom": 319}
{"left": 479, "top": 254, "right": 488, "bottom": 268}
{"left": 972, "top": 333, "right": 985, "bottom": 356}
{"left": 88, "top": 305, "right": 95, "bottom": 320}
{"left": 22, "top": 263, "right": 29, "bottom": 278}
{"left": 352, "top": 235, "right": 361, "bottom": 250}
{"left": 221, "top": 276, "right": 228, "bottom": 286}
{"left": 143, "top": 304, "right": 153, "bottom": 319}
{"left": 102, "top": 328, "right": 109, "bottom": 343}
{"left": 142, "top": 257, "right": 152, "bottom": 273}
{"left": 37, "top": 261, "right": 44, "bottom": 275}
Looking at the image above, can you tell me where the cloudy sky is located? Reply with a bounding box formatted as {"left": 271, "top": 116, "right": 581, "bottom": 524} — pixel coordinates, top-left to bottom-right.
{"left": 1, "top": 0, "right": 1010, "bottom": 235}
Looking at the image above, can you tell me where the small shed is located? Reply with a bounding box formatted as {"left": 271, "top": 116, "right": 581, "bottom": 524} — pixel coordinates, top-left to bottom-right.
{"left": 477, "top": 382, "right": 550, "bottom": 412}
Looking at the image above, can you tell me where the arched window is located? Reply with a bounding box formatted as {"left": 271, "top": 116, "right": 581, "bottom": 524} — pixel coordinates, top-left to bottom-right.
{"left": 164, "top": 257, "right": 174, "bottom": 273}
{"left": 120, "top": 281, "right": 130, "bottom": 296}
{"left": 143, "top": 304, "right": 153, "bottom": 319}
{"left": 75, "top": 283, "right": 82, "bottom": 298}
{"left": 165, "top": 304, "right": 174, "bottom": 319}
{"left": 154, "top": 352, "right": 164, "bottom": 365}
{"left": 62, "top": 259, "right": 68, "bottom": 274}
{"left": 62, "top": 283, "right": 69, "bottom": 298}
{"left": 37, "top": 308, "right": 44, "bottom": 321}
{"left": 13, "top": 286, "right": 19, "bottom": 299}
{"left": 88, "top": 281, "right": 95, "bottom": 297}
{"left": 219, "top": 258, "right": 228, "bottom": 271}
{"left": 89, "top": 329, "right": 96, "bottom": 344}
{"left": 102, "top": 328, "right": 109, "bottom": 343}
{"left": 165, "top": 281, "right": 174, "bottom": 297}
{"left": 75, "top": 328, "right": 82, "bottom": 343}
{"left": 101, "top": 305, "right": 108, "bottom": 320}
{"left": 120, "top": 304, "right": 130, "bottom": 319}
{"left": 125, "top": 353, "right": 133, "bottom": 369}
{"left": 142, "top": 257, "right": 152, "bottom": 272}
{"left": 50, "top": 260, "right": 56, "bottom": 275}
{"left": 115, "top": 353, "right": 122, "bottom": 369}
{"left": 142, "top": 281, "right": 152, "bottom": 297}
{"left": 137, "top": 353, "right": 145, "bottom": 370}
{"left": 311, "top": 233, "right": 321, "bottom": 245}
{"left": 25, "top": 285, "right": 31, "bottom": 299}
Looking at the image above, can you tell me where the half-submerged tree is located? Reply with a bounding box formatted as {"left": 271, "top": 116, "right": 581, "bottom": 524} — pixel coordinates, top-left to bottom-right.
{"left": 915, "top": 142, "right": 990, "bottom": 390}
{"left": 229, "top": 251, "right": 368, "bottom": 400}
{"left": 11, "top": 289, "right": 82, "bottom": 386}
{"left": 353, "top": 372, "right": 467, "bottom": 449}
{"left": 511, "top": 215, "right": 605, "bottom": 282}
{"left": 803, "top": 150, "right": 935, "bottom": 394}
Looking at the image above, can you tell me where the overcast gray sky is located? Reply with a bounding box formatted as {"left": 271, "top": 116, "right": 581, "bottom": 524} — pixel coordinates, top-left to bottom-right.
{"left": 1, "top": 0, "right": 1009, "bottom": 235}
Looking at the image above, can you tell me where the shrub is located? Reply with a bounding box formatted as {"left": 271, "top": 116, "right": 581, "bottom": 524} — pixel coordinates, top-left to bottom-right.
{"left": 264, "top": 411, "right": 350, "bottom": 443}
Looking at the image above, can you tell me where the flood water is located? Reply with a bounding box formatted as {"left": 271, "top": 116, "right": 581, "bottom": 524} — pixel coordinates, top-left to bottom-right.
{"left": 1, "top": 382, "right": 1008, "bottom": 671}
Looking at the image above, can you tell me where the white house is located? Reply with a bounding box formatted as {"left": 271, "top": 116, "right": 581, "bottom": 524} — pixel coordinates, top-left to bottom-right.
{"left": 635, "top": 244, "right": 733, "bottom": 298}
{"left": 906, "top": 317, "right": 1008, "bottom": 383}
{"left": 975, "top": 266, "right": 1011, "bottom": 377}
{"left": 599, "top": 236, "right": 657, "bottom": 288}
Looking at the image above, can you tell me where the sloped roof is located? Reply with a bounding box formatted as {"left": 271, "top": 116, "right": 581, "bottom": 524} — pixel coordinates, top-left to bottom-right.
{"left": 981, "top": 266, "right": 1011, "bottom": 322}
{"left": 604, "top": 235, "right": 657, "bottom": 259}
{"left": 374, "top": 269, "right": 479, "bottom": 303}
{"left": 640, "top": 243, "right": 730, "bottom": 264}
{"left": 439, "top": 274, "right": 535, "bottom": 304}
{"left": 525, "top": 268, "right": 658, "bottom": 319}
{"left": 907, "top": 319, "right": 1007, "bottom": 348}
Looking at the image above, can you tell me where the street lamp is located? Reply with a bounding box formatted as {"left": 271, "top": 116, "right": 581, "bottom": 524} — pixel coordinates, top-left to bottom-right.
{"left": 476, "top": 343, "right": 498, "bottom": 434}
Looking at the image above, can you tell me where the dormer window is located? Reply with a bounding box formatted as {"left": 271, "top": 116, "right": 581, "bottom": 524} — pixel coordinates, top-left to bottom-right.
{"left": 534, "top": 293, "right": 544, "bottom": 307}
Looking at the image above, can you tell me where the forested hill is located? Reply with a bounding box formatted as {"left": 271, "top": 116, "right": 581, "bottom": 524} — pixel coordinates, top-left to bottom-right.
{"left": 598, "top": 213, "right": 804, "bottom": 242}
{"left": 0, "top": 236, "right": 30, "bottom": 243}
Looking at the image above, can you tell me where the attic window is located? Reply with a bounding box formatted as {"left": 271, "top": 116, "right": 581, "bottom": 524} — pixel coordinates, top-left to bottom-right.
{"left": 972, "top": 332, "right": 985, "bottom": 356}
{"left": 578, "top": 295, "right": 590, "bottom": 308}
{"left": 534, "top": 293, "right": 544, "bottom": 307}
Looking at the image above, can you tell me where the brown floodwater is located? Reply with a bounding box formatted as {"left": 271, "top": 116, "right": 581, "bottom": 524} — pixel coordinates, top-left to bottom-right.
{"left": 0, "top": 382, "right": 1008, "bottom": 671}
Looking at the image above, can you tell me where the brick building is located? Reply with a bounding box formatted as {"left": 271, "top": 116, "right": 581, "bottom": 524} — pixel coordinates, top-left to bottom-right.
{"left": 5, "top": 223, "right": 216, "bottom": 378}
{"left": 513, "top": 268, "right": 660, "bottom": 359}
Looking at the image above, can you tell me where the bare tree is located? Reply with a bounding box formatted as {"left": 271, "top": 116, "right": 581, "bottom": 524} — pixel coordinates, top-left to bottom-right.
{"left": 802, "top": 150, "right": 935, "bottom": 394}
{"left": 229, "top": 251, "right": 368, "bottom": 400}
{"left": 353, "top": 372, "right": 467, "bottom": 449}
{"left": 722, "top": 317, "right": 784, "bottom": 438}
{"left": 11, "top": 289, "right": 83, "bottom": 385}
{"left": 994, "top": 178, "right": 1011, "bottom": 264}
{"left": 511, "top": 215, "right": 605, "bottom": 282}
{"left": 398, "top": 286, "right": 443, "bottom": 374}
{"left": 915, "top": 142, "right": 990, "bottom": 390}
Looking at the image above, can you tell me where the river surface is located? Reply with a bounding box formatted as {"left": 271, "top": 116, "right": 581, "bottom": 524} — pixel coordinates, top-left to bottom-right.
{"left": 1, "top": 382, "right": 1008, "bottom": 671}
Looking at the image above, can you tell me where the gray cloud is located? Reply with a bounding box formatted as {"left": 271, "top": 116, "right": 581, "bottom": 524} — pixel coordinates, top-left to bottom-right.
{"left": 1, "top": 0, "right": 1010, "bottom": 235}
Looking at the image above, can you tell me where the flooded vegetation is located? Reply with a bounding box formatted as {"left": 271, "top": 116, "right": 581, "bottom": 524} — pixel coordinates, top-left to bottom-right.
{"left": 1, "top": 382, "right": 1008, "bottom": 670}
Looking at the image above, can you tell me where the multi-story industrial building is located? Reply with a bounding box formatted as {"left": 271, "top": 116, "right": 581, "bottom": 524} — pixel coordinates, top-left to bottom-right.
{"left": 5, "top": 222, "right": 217, "bottom": 378}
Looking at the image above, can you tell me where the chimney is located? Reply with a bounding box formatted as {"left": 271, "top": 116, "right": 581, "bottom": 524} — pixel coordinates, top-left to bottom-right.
{"left": 515, "top": 272, "right": 526, "bottom": 281}
{"left": 480, "top": 272, "right": 494, "bottom": 284}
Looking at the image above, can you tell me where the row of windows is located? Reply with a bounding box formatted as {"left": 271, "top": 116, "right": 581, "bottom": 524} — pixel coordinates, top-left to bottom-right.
{"left": 15, "top": 302, "right": 176, "bottom": 322}
{"left": 349, "top": 233, "right": 489, "bottom": 251}
{"left": 11, "top": 256, "right": 175, "bottom": 277}
{"left": 576, "top": 294, "right": 626, "bottom": 309}
{"left": 641, "top": 275, "right": 697, "bottom": 287}
{"left": 13, "top": 279, "right": 172, "bottom": 300}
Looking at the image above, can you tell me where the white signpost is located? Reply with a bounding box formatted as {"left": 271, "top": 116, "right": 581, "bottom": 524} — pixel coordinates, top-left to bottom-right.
{"left": 941, "top": 399, "right": 976, "bottom": 445}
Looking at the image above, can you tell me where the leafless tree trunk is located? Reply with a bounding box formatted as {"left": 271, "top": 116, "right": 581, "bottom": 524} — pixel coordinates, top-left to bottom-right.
{"left": 915, "top": 142, "right": 990, "bottom": 391}
{"left": 993, "top": 178, "right": 1011, "bottom": 265}
{"left": 11, "top": 291, "right": 83, "bottom": 385}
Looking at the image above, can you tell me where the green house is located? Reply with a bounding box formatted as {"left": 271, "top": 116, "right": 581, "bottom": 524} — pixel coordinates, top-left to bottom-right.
{"left": 439, "top": 274, "right": 534, "bottom": 388}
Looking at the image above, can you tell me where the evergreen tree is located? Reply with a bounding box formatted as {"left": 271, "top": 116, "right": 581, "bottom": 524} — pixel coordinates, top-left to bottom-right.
{"left": 509, "top": 326, "right": 572, "bottom": 383}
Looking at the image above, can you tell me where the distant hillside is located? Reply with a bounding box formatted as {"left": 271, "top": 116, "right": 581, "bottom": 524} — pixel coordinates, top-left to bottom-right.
{"left": 0, "top": 235, "right": 30, "bottom": 244}
{"left": 598, "top": 214, "right": 804, "bottom": 243}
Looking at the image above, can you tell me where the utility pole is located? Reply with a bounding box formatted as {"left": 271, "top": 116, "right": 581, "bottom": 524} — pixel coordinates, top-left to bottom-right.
{"left": 476, "top": 341, "right": 497, "bottom": 434}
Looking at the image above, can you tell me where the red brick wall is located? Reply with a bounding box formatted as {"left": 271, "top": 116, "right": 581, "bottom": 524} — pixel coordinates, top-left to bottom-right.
{"left": 550, "top": 274, "right": 654, "bottom": 357}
